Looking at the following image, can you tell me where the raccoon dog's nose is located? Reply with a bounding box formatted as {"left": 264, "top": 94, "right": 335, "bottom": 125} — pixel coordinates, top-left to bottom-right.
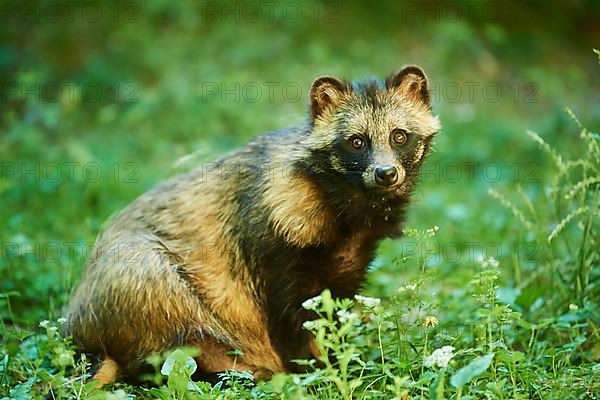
{"left": 374, "top": 166, "right": 399, "bottom": 187}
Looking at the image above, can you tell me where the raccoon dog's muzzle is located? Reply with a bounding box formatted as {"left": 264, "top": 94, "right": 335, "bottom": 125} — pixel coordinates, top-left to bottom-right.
{"left": 373, "top": 164, "right": 405, "bottom": 188}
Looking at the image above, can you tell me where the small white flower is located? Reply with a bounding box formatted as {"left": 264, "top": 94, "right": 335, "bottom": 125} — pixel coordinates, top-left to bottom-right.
{"left": 302, "top": 320, "right": 324, "bottom": 330}
{"left": 398, "top": 283, "right": 417, "bottom": 293}
{"left": 569, "top": 304, "right": 579, "bottom": 312}
{"left": 302, "top": 295, "right": 322, "bottom": 310}
{"left": 478, "top": 256, "right": 500, "bottom": 268}
{"left": 336, "top": 310, "right": 358, "bottom": 323}
{"left": 426, "top": 225, "right": 440, "bottom": 235}
{"left": 39, "top": 320, "right": 50, "bottom": 329}
{"left": 354, "top": 295, "right": 381, "bottom": 308}
{"left": 302, "top": 320, "right": 315, "bottom": 330}
{"left": 423, "top": 346, "right": 455, "bottom": 369}
{"left": 57, "top": 317, "right": 67, "bottom": 324}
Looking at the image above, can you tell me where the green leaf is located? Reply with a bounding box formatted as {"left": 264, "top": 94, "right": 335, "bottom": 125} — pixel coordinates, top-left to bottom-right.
{"left": 161, "top": 349, "right": 198, "bottom": 397}
{"left": 429, "top": 369, "right": 445, "bottom": 400}
{"left": 476, "top": 308, "right": 491, "bottom": 317}
{"left": 321, "top": 289, "right": 334, "bottom": 317}
{"left": 496, "top": 349, "right": 525, "bottom": 364}
{"left": 516, "top": 318, "right": 534, "bottom": 330}
{"left": 226, "top": 349, "right": 244, "bottom": 357}
{"left": 146, "top": 387, "right": 172, "bottom": 400}
{"left": 450, "top": 353, "right": 495, "bottom": 388}
{"left": 161, "top": 349, "right": 195, "bottom": 376}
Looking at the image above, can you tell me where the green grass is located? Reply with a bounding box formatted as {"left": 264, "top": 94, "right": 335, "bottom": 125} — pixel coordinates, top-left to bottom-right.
{"left": 1, "top": 1, "right": 599, "bottom": 398}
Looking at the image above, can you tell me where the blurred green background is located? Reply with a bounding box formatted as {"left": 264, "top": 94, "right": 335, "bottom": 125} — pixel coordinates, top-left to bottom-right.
{"left": 1, "top": 0, "right": 599, "bottom": 323}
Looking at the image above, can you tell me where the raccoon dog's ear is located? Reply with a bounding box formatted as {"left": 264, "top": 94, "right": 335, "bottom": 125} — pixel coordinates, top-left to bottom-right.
{"left": 309, "top": 76, "right": 348, "bottom": 120}
{"left": 388, "top": 65, "right": 430, "bottom": 107}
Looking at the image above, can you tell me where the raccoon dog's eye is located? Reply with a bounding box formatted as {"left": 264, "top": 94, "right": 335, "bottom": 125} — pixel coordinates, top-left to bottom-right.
{"left": 392, "top": 129, "right": 408, "bottom": 145}
{"left": 350, "top": 136, "right": 365, "bottom": 149}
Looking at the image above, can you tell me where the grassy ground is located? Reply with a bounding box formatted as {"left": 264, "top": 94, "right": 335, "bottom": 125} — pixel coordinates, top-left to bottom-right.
{"left": 1, "top": 0, "right": 599, "bottom": 398}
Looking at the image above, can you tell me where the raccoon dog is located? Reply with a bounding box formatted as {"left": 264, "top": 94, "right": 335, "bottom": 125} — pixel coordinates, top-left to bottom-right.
{"left": 65, "top": 65, "right": 441, "bottom": 385}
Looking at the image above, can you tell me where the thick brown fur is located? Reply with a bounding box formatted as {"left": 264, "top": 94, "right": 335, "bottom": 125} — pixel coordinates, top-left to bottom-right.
{"left": 65, "top": 65, "right": 441, "bottom": 384}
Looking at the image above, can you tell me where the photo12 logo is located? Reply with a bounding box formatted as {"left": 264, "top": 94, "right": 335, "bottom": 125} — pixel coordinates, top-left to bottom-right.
{"left": 398, "top": 240, "right": 538, "bottom": 265}
{"left": 429, "top": 81, "right": 539, "bottom": 104}
{"left": 200, "top": 1, "right": 339, "bottom": 24}
{"left": 1, "top": 240, "right": 143, "bottom": 265}
{"left": 399, "top": 1, "right": 539, "bottom": 23}
{"left": 199, "top": 81, "right": 303, "bottom": 103}
{"left": 1, "top": 162, "right": 140, "bottom": 184}
{"left": 0, "top": 81, "right": 140, "bottom": 104}
{"left": 419, "top": 162, "right": 540, "bottom": 184}
{"left": 0, "top": 1, "right": 140, "bottom": 23}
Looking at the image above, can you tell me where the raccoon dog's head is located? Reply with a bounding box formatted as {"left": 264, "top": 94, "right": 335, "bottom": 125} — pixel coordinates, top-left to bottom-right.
{"left": 305, "top": 66, "right": 440, "bottom": 199}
